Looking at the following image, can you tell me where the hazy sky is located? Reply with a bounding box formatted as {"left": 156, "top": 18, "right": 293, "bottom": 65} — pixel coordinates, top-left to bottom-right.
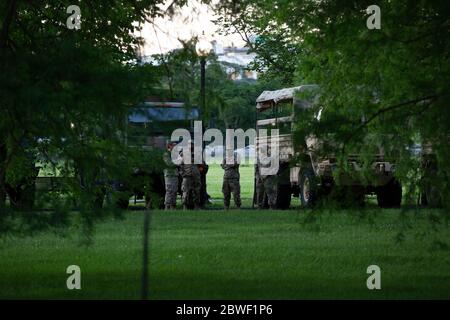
{"left": 139, "top": 0, "right": 245, "bottom": 55}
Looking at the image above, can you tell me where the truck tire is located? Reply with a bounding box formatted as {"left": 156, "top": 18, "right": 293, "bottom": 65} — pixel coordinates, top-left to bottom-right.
{"left": 7, "top": 182, "right": 36, "bottom": 211}
{"left": 299, "top": 167, "right": 318, "bottom": 208}
{"left": 376, "top": 179, "right": 402, "bottom": 208}
{"left": 116, "top": 197, "right": 130, "bottom": 210}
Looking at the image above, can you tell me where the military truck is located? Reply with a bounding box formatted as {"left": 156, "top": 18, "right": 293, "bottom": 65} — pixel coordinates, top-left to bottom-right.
{"left": 18, "top": 100, "right": 200, "bottom": 211}
{"left": 254, "top": 85, "right": 402, "bottom": 209}
{"left": 117, "top": 99, "right": 200, "bottom": 208}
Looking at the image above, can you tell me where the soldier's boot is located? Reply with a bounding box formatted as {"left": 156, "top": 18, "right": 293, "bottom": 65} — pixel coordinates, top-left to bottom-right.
{"left": 165, "top": 204, "right": 170, "bottom": 210}
{"left": 170, "top": 205, "right": 176, "bottom": 210}
{"left": 223, "top": 194, "right": 231, "bottom": 210}
{"left": 234, "top": 197, "right": 241, "bottom": 209}
{"left": 224, "top": 199, "right": 230, "bottom": 209}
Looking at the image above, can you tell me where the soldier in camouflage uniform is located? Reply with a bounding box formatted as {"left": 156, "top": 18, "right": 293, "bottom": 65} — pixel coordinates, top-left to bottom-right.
{"left": 255, "top": 164, "right": 265, "bottom": 209}
{"left": 221, "top": 152, "right": 241, "bottom": 209}
{"left": 263, "top": 174, "right": 277, "bottom": 209}
{"left": 163, "top": 142, "right": 179, "bottom": 210}
{"left": 257, "top": 154, "right": 277, "bottom": 209}
{"left": 179, "top": 146, "right": 201, "bottom": 210}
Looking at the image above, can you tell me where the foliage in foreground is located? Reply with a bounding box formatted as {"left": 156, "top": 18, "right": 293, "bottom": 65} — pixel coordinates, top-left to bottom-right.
{"left": 214, "top": 0, "right": 450, "bottom": 208}
{"left": 0, "top": 1, "right": 183, "bottom": 221}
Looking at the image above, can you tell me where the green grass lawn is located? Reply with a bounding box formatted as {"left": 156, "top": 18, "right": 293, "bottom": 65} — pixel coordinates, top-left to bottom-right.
{"left": 1, "top": 209, "right": 450, "bottom": 299}
{"left": 1, "top": 164, "right": 449, "bottom": 299}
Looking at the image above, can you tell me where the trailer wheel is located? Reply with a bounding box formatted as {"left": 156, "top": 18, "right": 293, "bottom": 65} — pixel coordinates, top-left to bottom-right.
{"left": 6, "top": 181, "right": 36, "bottom": 211}
{"left": 116, "top": 197, "right": 130, "bottom": 210}
{"left": 11, "top": 184, "right": 36, "bottom": 211}
{"left": 376, "top": 179, "right": 402, "bottom": 208}
{"left": 299, "top": 167, "right": 318, "bottom": 208}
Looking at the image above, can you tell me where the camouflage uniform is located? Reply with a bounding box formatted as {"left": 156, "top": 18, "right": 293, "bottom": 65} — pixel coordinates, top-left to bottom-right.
{"left": 263, "top": 174, "right": 277, "bottom": 209}
{"left": 255, "top": 165, "right": 265, "bottom": 208}
{"left": 258, "top": 160, "right": 277, "bottom": 209}
{"left": 221, "top": 155, "right": 241, "bottom": 209}
{"left": 179, "top": 154, "right": 201, "bottom": 209}
{"left": 163, "top": 151, "right": 178, "bottom": 209}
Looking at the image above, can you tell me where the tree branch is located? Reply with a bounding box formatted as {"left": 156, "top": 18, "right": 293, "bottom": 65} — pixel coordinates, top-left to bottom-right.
{"left": 344, "top": 95, "right": 438, "bottom": 145}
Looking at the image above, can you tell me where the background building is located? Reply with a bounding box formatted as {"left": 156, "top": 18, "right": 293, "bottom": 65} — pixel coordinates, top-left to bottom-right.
{"left": 212, "top": 40, "right": 258, "bottom": 81}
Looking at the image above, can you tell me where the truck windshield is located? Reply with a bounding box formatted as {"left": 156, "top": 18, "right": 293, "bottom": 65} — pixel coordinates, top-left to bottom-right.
{"left": 257, "top": 101, "right": 292, "bottom": 120}
{"left": 127, "top": 105, "right": 199, "bottom": 148}
{"left": 257, "top": 101, "right": 293, "bottom": 135}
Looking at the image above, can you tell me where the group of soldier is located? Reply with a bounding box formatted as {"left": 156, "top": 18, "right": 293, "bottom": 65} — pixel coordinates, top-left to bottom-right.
{"left": 163, "top": 142, "right": 242, "bottom": 210}
{"left": 163, "top": 141, "right": 280, "bottom": 210}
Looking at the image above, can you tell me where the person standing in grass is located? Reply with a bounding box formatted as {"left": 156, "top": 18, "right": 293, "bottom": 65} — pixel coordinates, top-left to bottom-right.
{"left": 221, "top": 151, "right": 241, "bottom": 209}
{"left": 163, "top": 142, "right": 179, "bottom": 210}
{"left": 179, "top": 143, "right": 200, "bottom": 210}
{"left": 255, "top": 163, "right": 265, "bottom": 209}
{"left": 257, "top": 150, "right": 277, "bottom": 209}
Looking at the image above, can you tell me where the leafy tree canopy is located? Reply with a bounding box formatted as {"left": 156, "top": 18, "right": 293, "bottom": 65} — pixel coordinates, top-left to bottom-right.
{"left": 214, "top": 0, "right": 450, "bottom": 207}
{"left": 0, "top": 0, "right": 188, "bottom": 234}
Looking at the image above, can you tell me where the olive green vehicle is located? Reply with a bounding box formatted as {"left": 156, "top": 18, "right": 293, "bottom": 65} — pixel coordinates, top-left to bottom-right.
{"left": 254, "top": 85, "right": 402, "bottom": 209}
{"left": 17, "top": 100, "right": 199, "bottom": 211}
{"left": 123, "top": 100, "right": 200, "bottom": 208}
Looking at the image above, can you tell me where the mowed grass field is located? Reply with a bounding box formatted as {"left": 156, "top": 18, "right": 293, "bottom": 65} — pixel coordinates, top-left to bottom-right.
{"left": 0, "top": 164, "right": 449, "bottom": 299}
